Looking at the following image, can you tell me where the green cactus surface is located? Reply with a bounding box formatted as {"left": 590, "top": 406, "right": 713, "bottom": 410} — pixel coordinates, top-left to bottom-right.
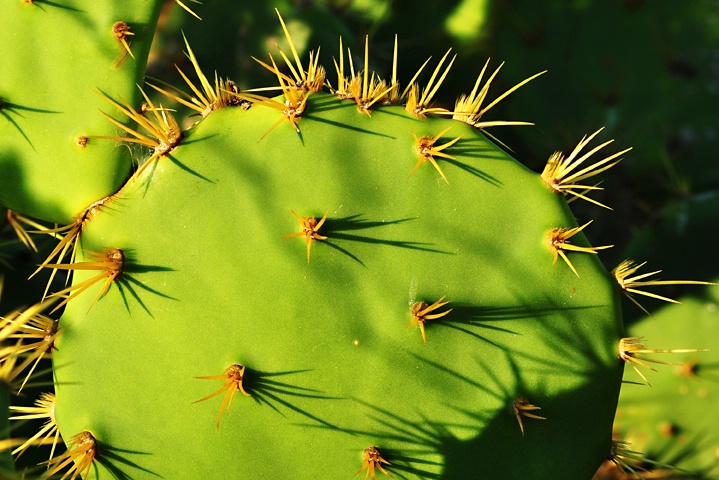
{"left": 614, "top": 286, "right": 719, "bottom": 477}
{"left": 0, "top": 1, "right": 161, "bottom": 224}
{"left": 47, "top": 92, "right": 624, "bottom": 479}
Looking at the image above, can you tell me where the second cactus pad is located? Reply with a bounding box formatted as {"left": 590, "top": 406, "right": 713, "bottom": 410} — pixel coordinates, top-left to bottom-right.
{"left": 51, "top": 91, "right": 623, "bottom": 479}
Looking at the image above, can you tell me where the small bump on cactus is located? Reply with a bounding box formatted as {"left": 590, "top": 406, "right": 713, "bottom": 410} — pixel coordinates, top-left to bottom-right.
{"left": 546, "top": 221, "right": 613, "bottom": 277}
{"left": 410, "top": 128, "right": 462, "bottom": 183}
{"left": 540, "top": 128, "right": 632, "bottom": 210}
{"left": 448, "top": 59, "right": 547, "bottom": 130}
{"left": 112, "top": 21, "right": 135, "bottom": 62}
{"left": 354, "top": 446, "right": 392, "bottom": 480}
{"left": 75, "top": 135, "right": 89, "bottom": 148}
{"left": 92, "top": 89, "right": 183, "bottom": 180}
{"left": 45, "top": 430, "right": 97, "bottom": 480}
{"left": 193, "top": 363, "right": 251, "bottom": 430}
{"left": 284, "top": 211, "right": 328, "bottom": 264}
{"left": 45, "top": 247, "right": 124, "bottom": 314}
{"left": 512, "top": 397, "right": 546, "bottom": 436}
{"left": 147, "top": 33, "right": 241, "bottom": 118}
{"left": 405, "top": 296, "right": 452, "bottom": 344}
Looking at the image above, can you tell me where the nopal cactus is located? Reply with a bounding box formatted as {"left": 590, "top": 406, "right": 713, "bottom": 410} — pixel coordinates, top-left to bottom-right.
{"left": 0, "top": 2, "right": 712, "bottom": 479}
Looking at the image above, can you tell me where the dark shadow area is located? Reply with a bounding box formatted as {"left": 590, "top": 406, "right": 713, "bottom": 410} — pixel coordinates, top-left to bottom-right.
{"left": 135, "top": 155, "right": 161, "bottom": 198}
{"left": 0, "top": 101, "right": 61, "bottom": 115}
{"left": 303, "top": 94, "right": 396, "bottom": 137}
{"left": 96, "top": 442, "right": 162, "bottom": 480}
{"left": 436, "top": 303, "right": 578, "bottom": 345}
{"left": 443, "top": 137, "right": 506, "bottom": 185}
{"left": 322, "top": 240, "right": 366, "bottom": 267}
{"left": 348, "top": 400, "right": 466, "bottom": 480}
{"left": 180, "top": 132, "right": 219, "bottom": 147}
{"left": 435, "top": 377, "right": 614, "bottom": 479}
{"left": 503, "top": 303, "right": 616, "bottom": 378}
{"left": 295, "top": 128, "right": 305, "bottom": 146}
{"left": 166, "top": 153, "right": 214, "bottom": 183}
{"left": 303, "top": 93, "right": 354, "bottom": 114}
{"left": 1, "top": 101, "right": 59, "bottom": 150}
{"left": 244, "top": 368, "right": 344, "bottom": 430}
{"left": 408, "top": 352, "right": 507, "bottom": 403}
{"left": 116, "top": 276, "right": 176, "bottom": 318}
{"left": 443, "top": 157, "right": 501, "bottom": 185}
{"left": 329, "top": 360, "right": 609, "bottom": 478}
{"left": 122, "top": 255, "right": 176, "bottom": 277}
{"left": 371, "top": 108, "right": 419, "bottom": 121}
{"left": 414, "top": 351, "right": 610, "bottom": 478}
{"left": 321, "top": 214, "right": 452, "bottom": 265}
{"left": 114, "top": 249, "right": 177, "bottom": 317}
{"left": 303, "top": 111, "right": 396, "bottom": 139}
{"left": 296, "top": 314, "right": 619, "bottom": 478}
{"left": 693, "top": 361, "right": 719, "bottom": 384}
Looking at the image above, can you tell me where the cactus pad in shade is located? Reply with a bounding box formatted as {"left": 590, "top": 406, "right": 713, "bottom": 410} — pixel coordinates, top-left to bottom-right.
{"left": 612, "top": 286, "right": 719, "bottom": 478}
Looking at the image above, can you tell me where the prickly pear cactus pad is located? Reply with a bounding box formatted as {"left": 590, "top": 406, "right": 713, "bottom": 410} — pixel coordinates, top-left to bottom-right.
{"left": 0, "top": 1, "right": 161, "bottom": 224}
{"left": 49, "top": 90, "right": 624, "bottom": 478}
{"left": 613, "top": 287, "right": 719, "bottom": 477}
